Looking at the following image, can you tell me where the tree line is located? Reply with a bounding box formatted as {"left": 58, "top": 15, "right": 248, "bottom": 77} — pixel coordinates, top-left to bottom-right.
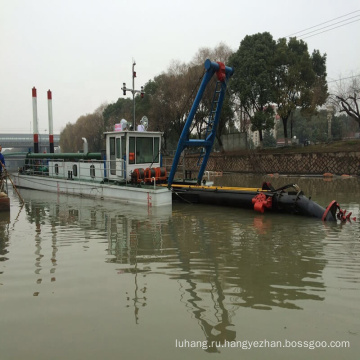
{"left": 59, "top": 33, "right": 360, "bottom": 152}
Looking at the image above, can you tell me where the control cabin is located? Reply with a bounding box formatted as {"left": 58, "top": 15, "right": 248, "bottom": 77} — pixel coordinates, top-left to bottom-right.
{"left": 105, "top": 130, "right": 163, "bottom": 182}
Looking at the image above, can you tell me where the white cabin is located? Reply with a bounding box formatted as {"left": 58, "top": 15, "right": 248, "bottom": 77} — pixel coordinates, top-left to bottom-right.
{"left": 104, "top": 130, "right": 163, "bottom": 182}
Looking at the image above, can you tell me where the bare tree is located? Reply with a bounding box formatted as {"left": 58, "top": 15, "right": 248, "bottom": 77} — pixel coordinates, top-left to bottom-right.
{"left": 191, "top": 42, "right": 233, "bottom": 66}
{"left": 189, "top": 43, "right": 235, "bottom": 144}
{"left": 331, "top": 76, "right": 360, "bottom": 130}
{"left": 59, "top": 122, "right": 76, "bottom": 152}
{"left": 59, "top": 104, "right": 107, "bottom": 152}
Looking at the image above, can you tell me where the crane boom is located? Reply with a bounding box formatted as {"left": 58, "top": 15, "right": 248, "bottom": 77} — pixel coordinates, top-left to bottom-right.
{"left": 167, "top": 59, "right": 234, "bottom": 186}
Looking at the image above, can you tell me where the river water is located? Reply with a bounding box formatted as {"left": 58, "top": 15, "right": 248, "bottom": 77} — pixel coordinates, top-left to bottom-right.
{"left": 0, "top": 174, "right": 359, "bottom": 360}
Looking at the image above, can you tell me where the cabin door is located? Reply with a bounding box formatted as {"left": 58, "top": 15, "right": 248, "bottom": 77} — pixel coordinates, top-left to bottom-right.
{"left": 109, "top": 137, "right": 116, "bottom": 177}
{"left": 115, "top": 136, "right": 125, "bottom": 178}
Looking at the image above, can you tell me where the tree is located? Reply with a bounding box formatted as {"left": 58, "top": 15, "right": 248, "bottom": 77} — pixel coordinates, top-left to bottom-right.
{"left": 60, "top": 104, "right": 107, "bottom": 152}
{"left": 191, "top": 42, "right": 233, "bottom": 66}
{"left": 59, "top": 122, "right": 76, "bottom": 152}
{"left": 145, "top": 62, "right": 198, "bottom": 150}
{"left": 263, "top": 129, "right": 277, "bottom": 148}
{"left": 273, "top": 37, "right": 328, "bottom": 145}
{"left": 251, "top": 107, "right": 275, "bottom": 145}
{"left": 229, "top": 32, "right": 277, "bottom": 147}
{"left": 102, "top": 98, "right": 133, "bottom": 131}
{"left": 60, "top": 44, "right": 235, "bottom": 153}
{"left": 189, "top": 43, "right": 235, "bottom": 148}
{"left": 331, "top": 76, "right": 360, "bottom": 130}
{"left": 276, "top": 108, "right": 356, "bottom": 143}
{"left": 216, "top": 95, "right": 235, "bottom": 151}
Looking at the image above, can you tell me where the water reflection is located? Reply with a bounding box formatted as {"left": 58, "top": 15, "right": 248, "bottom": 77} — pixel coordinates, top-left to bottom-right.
{"left": 0, "top": 212, "right": 10, "bottom": 265}
{"left": 160, "top": 207, "right": 328, "bottom": 351}
{"left": 8, "top": 184, "right": 355, "bottom": 353}
{"left": 18, "top": 189, "right": 171, "bottom": 299}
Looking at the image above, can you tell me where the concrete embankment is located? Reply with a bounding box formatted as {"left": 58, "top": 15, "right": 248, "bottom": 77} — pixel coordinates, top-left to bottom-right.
{"left": 164, "top": 151, "right": 360, "bottom": 176}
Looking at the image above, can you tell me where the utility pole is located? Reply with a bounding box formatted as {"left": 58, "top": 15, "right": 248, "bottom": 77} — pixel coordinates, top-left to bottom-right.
{"left": 121, "top": 61, "right": 144, "bottom": 130}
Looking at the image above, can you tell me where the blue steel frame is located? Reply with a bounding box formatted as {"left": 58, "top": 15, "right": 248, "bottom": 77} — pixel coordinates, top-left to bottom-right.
{"left": 167, "top": 59, "right": 234, "bottom": 186}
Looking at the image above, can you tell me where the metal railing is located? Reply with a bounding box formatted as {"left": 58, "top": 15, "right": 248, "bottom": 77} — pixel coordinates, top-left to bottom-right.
{"left": 22, "top": 158, "right": 126, "bottom": 182}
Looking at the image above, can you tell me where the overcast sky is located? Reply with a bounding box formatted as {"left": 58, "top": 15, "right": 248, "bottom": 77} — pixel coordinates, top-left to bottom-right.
{"left": 1, "top": 0, "right": 359, "bottom": 134}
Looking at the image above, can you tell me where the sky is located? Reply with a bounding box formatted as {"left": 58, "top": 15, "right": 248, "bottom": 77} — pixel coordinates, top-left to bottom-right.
{"left": 1, "top": 0, "right": 359, "bottom": 134}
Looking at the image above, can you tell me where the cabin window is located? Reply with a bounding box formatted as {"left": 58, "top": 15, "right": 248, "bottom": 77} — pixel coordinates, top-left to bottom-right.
{"left": 55, "top": 163, "right": 59, "bottom": 175}
{"left": 116, "top": 137, "right": 126, "bottom": 164}
{"left": 116, "top": 138, "right": 121, "bottom": 158}
{"left": 154, "top": 137, "right": 160, "bottom": 162}
{"left": 110, "top": 137, "right": 116, "bottom": 175}
{"left": 136, "top": 137, "right": 154, "bottom": 164}
{"left": 90, "top": 165, "right": 95, "bottom": 178}
{"left": 73, "top": 164, "right": 78, "bottom": 177}
{"left": 121, "top": 136, "right": 126, "bottom": 158}
{"left": 129, "top": 137, "right": 135, "bottom": 164}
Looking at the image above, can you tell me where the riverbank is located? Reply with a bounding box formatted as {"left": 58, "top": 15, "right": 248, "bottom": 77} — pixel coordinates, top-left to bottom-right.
{"left": 164, "top": 140, "right": 360, "bottom": 176}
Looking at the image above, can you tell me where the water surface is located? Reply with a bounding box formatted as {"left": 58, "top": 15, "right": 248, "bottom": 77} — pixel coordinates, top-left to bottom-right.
{"left": 1, "top": 175, "right": 359, "bottom": 359}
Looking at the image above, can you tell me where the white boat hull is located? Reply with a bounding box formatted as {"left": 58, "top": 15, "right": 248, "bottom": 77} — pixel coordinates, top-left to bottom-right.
{"left": 12, "top": 174, "right": 172, "bottom": 207}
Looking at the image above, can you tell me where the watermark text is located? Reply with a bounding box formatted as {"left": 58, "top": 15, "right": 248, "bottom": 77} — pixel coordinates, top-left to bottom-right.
{"left": 175, "top": 338, "right": 350, "bottom": 351}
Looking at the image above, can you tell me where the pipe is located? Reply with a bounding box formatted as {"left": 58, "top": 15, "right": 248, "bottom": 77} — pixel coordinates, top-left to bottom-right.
{"left": 32, "top": 87, "right": 39, "bottom": 153}
{"left": 26, "top": 152, "right": 101, "bottom": 160}
{"left": 47, "top": 90, "right": 54, "bottom": 153}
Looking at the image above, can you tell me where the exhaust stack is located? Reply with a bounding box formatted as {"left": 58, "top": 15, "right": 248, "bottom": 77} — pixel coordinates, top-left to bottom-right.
{"left": 82, "top": 138, "right": 88, "bottom": 154}
{"left": 47, "top": 90, "right": 54, "bottom": 153}
{"left": 32, "top": 87, "right": 39, "bottom": 153}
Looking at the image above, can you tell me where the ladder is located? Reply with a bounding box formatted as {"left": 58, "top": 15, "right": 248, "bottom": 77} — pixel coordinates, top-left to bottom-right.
{"left": 168, "top": 60, "right": 233, "bottom": 186}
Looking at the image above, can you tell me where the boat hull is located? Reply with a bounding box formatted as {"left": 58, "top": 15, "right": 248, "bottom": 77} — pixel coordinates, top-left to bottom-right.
{"left": 12, "top": 174, "right": 172, "bottom": 207}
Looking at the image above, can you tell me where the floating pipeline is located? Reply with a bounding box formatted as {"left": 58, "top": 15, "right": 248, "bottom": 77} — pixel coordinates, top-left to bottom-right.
{"left": 167, "top": 182, "right": 356, "bottom": 222}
